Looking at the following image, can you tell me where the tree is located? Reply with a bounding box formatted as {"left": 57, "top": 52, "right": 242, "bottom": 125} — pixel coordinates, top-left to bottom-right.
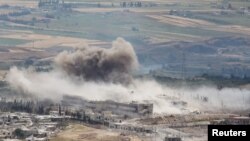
{"left": 130, "top": 2, "right": 133, "bottom": 7}
{"left": 76, "top": 111, "right": 82, "bottom": 120}
{"left": 97, "top": 2, "right": 101, "bottom": 8}
{"left": 38, "top": 105, "right": 45, "bottom": 115}
{"left": 13, "top": 128, "right": 25, "bottom": 139}
{"left": 38, "top": 1, "right": 43, "bottom": 8}
{"left": 65, "top": 109, "right": 71, "bottom": 115}
{"left": 7, "top": 115, "right": 11, "bottom": 122}
{"left": 228, "top": 3, "right": 233, "bottom": 9}
{"left": 123, "top": 2, "right": 126, "bottom": 7}
{"left": 59, "top": 104, "right": 62, "bottom": 116}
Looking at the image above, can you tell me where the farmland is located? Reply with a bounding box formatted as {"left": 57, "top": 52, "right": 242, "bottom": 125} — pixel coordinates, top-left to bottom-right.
{"left": 0, "top": 0, "right": 250, "bottom": 78}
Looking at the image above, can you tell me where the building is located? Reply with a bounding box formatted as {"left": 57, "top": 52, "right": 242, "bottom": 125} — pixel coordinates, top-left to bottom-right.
{"left": 25, "top": 133, "right": 49, "bottom": 141}
{"left": 86, "top": 100, "right": 153, "bottom": 118}
{"left": 224, "top": 116, "right": 250, "bottom": 125}
{"left": 0, "top": 129, "right": 12, "bottom": 139}
{"left": 61, "top": 95, "right": 153, "bottom": 118}
{"left": 165, "top": 137, "right": 182, "bottom": 141}
{"left": 38, "top": 0, "right": 64, "bottom": 9}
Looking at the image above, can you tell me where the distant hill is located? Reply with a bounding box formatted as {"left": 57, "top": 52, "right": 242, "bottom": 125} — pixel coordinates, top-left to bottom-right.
{"left": 138, "top": 36, "right": 250, "bottom": 78}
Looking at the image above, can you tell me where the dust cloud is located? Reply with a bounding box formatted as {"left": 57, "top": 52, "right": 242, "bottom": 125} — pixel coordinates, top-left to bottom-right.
{"left": 6, "top": 38, "right": 250, "bottom": 114}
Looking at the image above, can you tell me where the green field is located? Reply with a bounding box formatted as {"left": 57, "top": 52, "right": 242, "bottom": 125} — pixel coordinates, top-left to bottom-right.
{"left": 0, "top": 37, "right": 29, "bottom": 46}
{"left": 0, "top": 0, "right": 250, "bottom": 78}
{"left": 0, "top": 11, "right": 233, "bottom": 47}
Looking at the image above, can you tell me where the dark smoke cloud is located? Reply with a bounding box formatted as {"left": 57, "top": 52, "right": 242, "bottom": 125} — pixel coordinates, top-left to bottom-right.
{"left": 6, "top": 37, "right": 250, "bottom": 113}
{"left": 54, "top": 38, "right": 138, "bottom": 84}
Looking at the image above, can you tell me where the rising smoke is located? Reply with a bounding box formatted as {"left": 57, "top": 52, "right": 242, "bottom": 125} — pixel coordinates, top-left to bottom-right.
{"left": 5, "top": 38, "right": 250, "bottom": 114}
{"left": 54, "top": 37, "right": 138, "bottom": 84}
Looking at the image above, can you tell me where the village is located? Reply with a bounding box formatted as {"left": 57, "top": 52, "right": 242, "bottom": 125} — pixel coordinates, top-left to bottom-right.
{"left": 1, "top": 0, "right": 250, "bottom": 141}
{"left": 0, "top": 110, "right": 67, "bottom": 141}
{"left": 0, "top": 95, "right": 250, "bottom": 141}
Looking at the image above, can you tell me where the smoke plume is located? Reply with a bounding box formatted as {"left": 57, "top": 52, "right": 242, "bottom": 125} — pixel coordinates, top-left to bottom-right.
{"left": 54, "top": 37, "right": 138, "bottom": 84}
{"left": 5, "top": 38, "right": 250, "bottom": 114}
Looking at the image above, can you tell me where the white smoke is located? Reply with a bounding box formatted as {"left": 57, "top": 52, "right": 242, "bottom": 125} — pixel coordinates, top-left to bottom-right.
{"left": 5, "top": 38, "right": 250, "bottom": 114}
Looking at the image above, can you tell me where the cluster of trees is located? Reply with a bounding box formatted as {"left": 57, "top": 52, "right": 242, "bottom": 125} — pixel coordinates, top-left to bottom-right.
{"left": 0, "top": 12, "right": 52, "bottom": 26}
{"left": 152, "top": 72, "right": 250, "bottom": 89}
{"left": 38, "top": 0, "right": 60, "bottom": 8}
{"left": 0, "top": 99, "right": 56, "bottom": 115}
{"left": 12, "top": 128, "right": 26, "bottom": 139}
{"left": 38, "top": 0, "right": 72, "bottom": 10}
{"left": 0, "top": 10, "right": 31, "bottom": 19}
{"left": 0, "top": 100, "right": 35, "bottom": 113}
{"left": 0, "top": 98, "right": 73, "bottom": 116}
{"left": 0, "top": 4, "right": 10, "bottom": 8}
{"left": 0, "top": 9, "right": 35, "bottom": 25}
{"left": 45, "top": 13, "right": 55, "bottom": 19}
{"left": 9, "top": 10, "right": 31, "bottom": 17}
{"left": 120, "top": 1, "right": 142, "bottom": 8}
{"left": 0, "top": 14, "right": 8, "bottom": 20}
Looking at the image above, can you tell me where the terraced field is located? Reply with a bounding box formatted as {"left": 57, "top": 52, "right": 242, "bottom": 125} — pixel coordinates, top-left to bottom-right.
{"left": 0, "top": 0, "right": 250, "bottom": 78}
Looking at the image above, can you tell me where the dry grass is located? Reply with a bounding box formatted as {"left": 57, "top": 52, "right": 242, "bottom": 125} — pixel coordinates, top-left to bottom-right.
{"left": 0, "top": 9, "right": 17, "bottom": 15}
{"left": 0, "top": 0, "right": 37, "bottom": 8}
{"left": 74, "top": 8, "right": 123, "bottom": 13}
{"left": 147, "top": 15, "right": 214, "bottom": 27}
{"left": 0, "top": 30, "right": 110, "bottom": 49}
{"left": 0, "top": 70, "right": 7, "bottom": 80}
{"left": 51, "top": 124, "right": 143, "bottom": 141}
{"left": 210, "top": 25, "right": 250, "bottom": 36}
{"left": 147, "top": 14, "right": 250, "bottom": 36}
